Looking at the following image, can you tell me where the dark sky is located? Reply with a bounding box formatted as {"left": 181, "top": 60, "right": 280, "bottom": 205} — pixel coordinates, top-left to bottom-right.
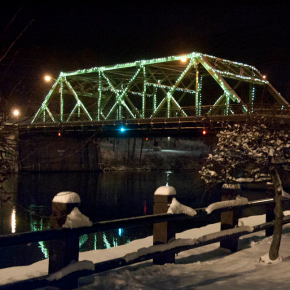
{"left": 0, "top": 1, "right": 290, "bottom": 109}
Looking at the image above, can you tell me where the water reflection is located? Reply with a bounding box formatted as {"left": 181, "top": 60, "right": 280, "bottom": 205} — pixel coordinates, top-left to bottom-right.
{"left": 0, "top": 175, "right": 18, "bottom": 236}
{"left": 165, "top": 170, "right": 173, "bottom": 186}
{"left": 11, "top": 207, "right": 16, "bottom": 233}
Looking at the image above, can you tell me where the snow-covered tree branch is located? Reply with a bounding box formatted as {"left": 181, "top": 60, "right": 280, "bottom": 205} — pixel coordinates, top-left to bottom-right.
{"left": 199, "top": 119, "right": 290, "bottom": 262}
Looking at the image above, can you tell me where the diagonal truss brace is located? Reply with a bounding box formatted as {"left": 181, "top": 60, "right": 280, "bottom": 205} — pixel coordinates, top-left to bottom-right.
{"left": 149, "top": 61, "right": 194, "bottom": 118}
{"left": 46, "top": 107, "right": 55, "bottom": 122}
{"left": 67, "top": 102, "right": 79, "bottom": 122}
{"left": 103, "top": 67, "right": 142, "bottom": 119}
{"left": 196, "top": 55, "right": 243, "bottom": 104}
{"left": 31, "top": 77, "right": 61, "bottom": 123}
{"left": 64, "top": 78, "right": 93, "bottom": 121}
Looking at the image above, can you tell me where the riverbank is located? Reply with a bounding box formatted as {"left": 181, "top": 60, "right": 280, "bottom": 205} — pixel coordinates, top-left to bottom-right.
{"left": 100, "top": 138, "right": 209, "bottom": 171}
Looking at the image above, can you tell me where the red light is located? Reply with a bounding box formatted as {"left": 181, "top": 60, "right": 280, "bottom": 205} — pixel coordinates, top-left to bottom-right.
{"left": 202, "top": 130, "right": 206, "bottom": 135}
{"left": 146, "top": 137, "right": 148, "bottom": 141}
{"left": 58, "top": 132, "right": 61, "bottom": 137}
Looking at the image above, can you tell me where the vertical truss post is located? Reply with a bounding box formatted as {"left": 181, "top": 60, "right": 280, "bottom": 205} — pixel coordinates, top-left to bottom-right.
{"left": 196, "top": 64, "right": 199, "bottom": 116}
{"left": 43, "top": 110, "right": 46, "bottom": 123}
{"left": 78, "top": 103, "right": 81, "bottom": 118}
{"left": 142, "top": 66, "right": 146, "bottom": 118}
{"left": 225, "top": 94, "right": 230, "bottom": 115}
{"left": 98, "top": 71, "right": 102, "bottom": 121}
{"left": 249, "top": 83, "right": 255, "bottom": 113}
{"left": 153, "top": 87, "right": 157, "bottom": 114}
{"left": 60, "top": 78, "right": 64, "bottom": 122}
{"left": 199, "top": 76, "right": 203, "bottom": 116}
{"left": 118, "top": 104, "right": 122, "bottom": 119}
{"left": 167, "top": 92, "right": 171, "bottom": 118}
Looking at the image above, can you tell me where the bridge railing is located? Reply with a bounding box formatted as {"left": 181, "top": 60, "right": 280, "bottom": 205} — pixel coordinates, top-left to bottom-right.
{"left": 1, "top": 187, "right": 290, "bottom": 289}
{"left": 30, "top": 104, "right": 289, "bottom": 124}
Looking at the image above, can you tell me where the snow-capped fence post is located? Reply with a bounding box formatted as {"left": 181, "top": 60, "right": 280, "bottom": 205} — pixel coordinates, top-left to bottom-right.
{"left": 220, "top": 184, "right": 241, "bottom": 252}
{"left": 266, "top": 182, "right": 275, "bottom": 237}
{"left": 153, "top": 186, "right": 176, "bottom": 264}
{"left": 49, "top": 192, "right": 81, "bottom": 282}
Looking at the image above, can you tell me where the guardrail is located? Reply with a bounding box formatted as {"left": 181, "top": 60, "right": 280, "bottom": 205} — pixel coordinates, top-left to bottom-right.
{"left": 0, "top": 188, "right": 290, "bottom": 290}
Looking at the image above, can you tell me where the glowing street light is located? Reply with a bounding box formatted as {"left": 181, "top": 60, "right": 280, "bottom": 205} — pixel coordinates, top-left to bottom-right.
{"left": 181, "top": 57, "right": 187, "bottom": 62}
{"left": 13, "top": 109, "right": 20, "bottom": 117}
{"left": 263, "top": 75, "right": 267, "bottom": 79}
{"left": 44, "top": 75, "right": 56, "bottom": 82}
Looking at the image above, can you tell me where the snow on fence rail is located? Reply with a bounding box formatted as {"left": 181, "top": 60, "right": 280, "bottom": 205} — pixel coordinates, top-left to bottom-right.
{"left": 1, "top": 193, "right": 290, "bottom": 290}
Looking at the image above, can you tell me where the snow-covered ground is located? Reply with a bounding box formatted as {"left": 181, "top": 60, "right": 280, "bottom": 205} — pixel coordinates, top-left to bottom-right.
{"left": 2, "top": 213, "right": 290, "bottom": 289}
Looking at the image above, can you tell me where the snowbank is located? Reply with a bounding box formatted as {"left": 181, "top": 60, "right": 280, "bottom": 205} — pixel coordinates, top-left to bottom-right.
{"left": 222, "top": 183, "right": 240, "bottom": 189}
{"left": 52, "top": 192, "right": 81, "bottom": 204}
{"left": 206, "top": 195, "right": 249, "bottom": 214}
{"left": 154, "top": 186, "right": 176, "bottom": 196}
{"left": 47, "top": 260, "right": 94, "bottom": 281}
{"left": 123, "top": 238, "right": 196, "bottom": 262}
{"left": 62, "top": 207, "right": 93, "bottom": 229}
{"left": 167, "top": 197, "right": 197, "bottom": 216}
{"left": 259, "top": 253, "right": 282, "bottom": 265}
{"left": 197, "top": 226, "right": 254, "bottom": 243}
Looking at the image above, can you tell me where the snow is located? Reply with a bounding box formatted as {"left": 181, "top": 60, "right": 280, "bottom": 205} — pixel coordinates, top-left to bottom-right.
{"left": 205, "top": 195, "right": 249, "bottom": 214}
{"left": 47, "top": 260, "right": 94, "bottom": 281}
{"left": 123, "top": 226, "right": 252, "bottom": 262}
{"left": 259, "top": 253, "right": 282, "bottom": 265}
{"left": 2, "top": 212, "right": 290, "bottom": 289}
{"left": 222, "top": 183, "right": 240, "bottom": 189}
{"left": 62, "top": 207, "right": 93, "bottom": 229}
{"left": 52, "top": 191, "right": 81, "bottom": 204}
{"left": 167, "top": 197, "right": 197, "bottom": 216}
{"left": 197, "top": 226, "right": 254, "bottom": 243}
{"left": 154, "top": 186, "right": 176, "bottom": 196}
{"left": 123, "top": 238, "right": 196, "bottom": 262}
{"left": 282, "top": 190, "right": 290, "bottom": 199}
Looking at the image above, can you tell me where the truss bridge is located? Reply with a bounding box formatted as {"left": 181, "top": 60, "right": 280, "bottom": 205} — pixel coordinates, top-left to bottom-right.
{"left": 26, "top": 51, "right": 289, "bottom": 136}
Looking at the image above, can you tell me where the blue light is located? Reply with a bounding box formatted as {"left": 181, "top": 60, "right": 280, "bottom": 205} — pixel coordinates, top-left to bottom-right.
{"left": 118, "top": 228, "right": 124, "bottom": 236}
{"left": 120, "top": 127, "right": 126, "bottom": 132}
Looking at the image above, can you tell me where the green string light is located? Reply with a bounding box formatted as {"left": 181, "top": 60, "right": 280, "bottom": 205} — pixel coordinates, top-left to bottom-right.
{"left": 98, "top": 71, "right": 102, "bottom": 121}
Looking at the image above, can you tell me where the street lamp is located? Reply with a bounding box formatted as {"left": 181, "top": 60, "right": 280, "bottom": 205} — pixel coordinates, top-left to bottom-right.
{"left": 44, "top": 75, "right": 56, "bottom": 82}
{"left": 12, "top": 109, "right": 20, "bottom": 117}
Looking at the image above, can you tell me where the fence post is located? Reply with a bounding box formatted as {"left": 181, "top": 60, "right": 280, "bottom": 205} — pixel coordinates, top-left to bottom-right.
{"left": 266, "top": 182, "right": 275, "bottom": 237}
{"left": 49, "top": 192, "right": 80, "bottom": 279}
{"left": 153, "top": 186, "right": 176, "bottom": 264}
{"left": 220, "top": 184, "right": 240, "bottom": 252}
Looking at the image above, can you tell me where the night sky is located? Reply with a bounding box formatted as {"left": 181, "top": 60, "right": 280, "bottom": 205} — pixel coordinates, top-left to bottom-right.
{"left": 0, "top": 1, "right": 290, "bottom": 110}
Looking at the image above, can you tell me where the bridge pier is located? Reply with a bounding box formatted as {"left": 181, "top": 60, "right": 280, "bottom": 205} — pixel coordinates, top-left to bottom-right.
{"left": 19, "top": 132, "right": 102, "bottom": 172}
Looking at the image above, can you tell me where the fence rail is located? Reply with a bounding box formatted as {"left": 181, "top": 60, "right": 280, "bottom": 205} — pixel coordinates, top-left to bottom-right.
{"left": 0, "top": 195, "right": 290, "bottom": 290}
{"left": 0, "top": 198, "right": 280, "bottom": 248}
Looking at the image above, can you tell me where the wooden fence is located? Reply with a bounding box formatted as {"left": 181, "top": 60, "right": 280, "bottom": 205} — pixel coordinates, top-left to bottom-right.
{"left": 0, "top": 192, "right": 290, "bottom": 290}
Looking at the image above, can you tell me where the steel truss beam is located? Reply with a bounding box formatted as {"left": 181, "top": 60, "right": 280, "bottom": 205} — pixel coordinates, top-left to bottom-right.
{"left": 31, "top": 51, "right": 289, "bottom": 124}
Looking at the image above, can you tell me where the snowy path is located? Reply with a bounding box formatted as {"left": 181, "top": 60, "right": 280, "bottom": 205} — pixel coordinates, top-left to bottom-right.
{"left": 79, "top": 223, "right": 290, "bottom": 289}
